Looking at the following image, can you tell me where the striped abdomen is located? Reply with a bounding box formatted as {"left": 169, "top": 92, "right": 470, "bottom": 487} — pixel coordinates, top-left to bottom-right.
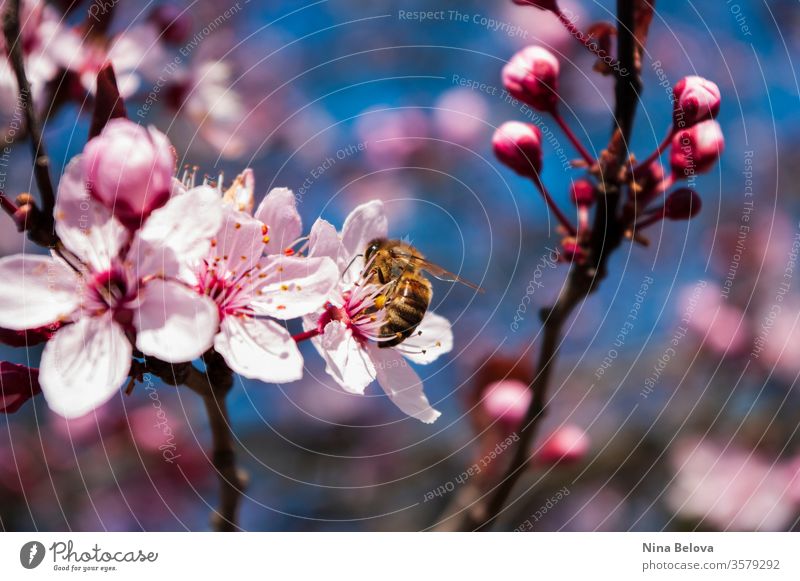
{"left": 379, "top": 275, "right": 432, "bottom": 348}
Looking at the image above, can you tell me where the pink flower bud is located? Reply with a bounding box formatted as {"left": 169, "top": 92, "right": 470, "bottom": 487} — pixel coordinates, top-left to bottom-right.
{"left": 502, "top": 46, "right": 560, "bottom": 112}
{"left": 512, "top": 0, "right": 560, "bottom": 12}
{"left": 493, "top": 121, "right": 543, "bottom": 177}
{"left": 537, "top": 425, "right": 590, "bottom": 465}
{"left": 83, "top": 119, "right": 176, "bottom": 229}
{"left": 481, "top": 379, "right": 531, "bottom": 431}
{"left": 664, "top": 188, "right": 702, "bottom": 220}
{"left": 670, "top": 120, "right": 724, "bottom": 177}
{"left": 673, "top": 76, "right": 721, "bottom": 129}
{"left": 0, "top": 362, "right": 41, "bottom": 414}
{"left": 570, "top": 179, "right": 595, "bottom": 207}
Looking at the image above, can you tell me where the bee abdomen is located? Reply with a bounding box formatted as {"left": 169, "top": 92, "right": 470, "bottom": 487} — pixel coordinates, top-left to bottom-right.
{"left": 379, "top": 278, "right": 431, "bottom": 348}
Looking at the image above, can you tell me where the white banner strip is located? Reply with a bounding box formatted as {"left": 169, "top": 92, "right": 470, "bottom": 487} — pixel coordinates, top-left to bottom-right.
{"left": 1, "top": 532, "right": 798, "bottom": 579}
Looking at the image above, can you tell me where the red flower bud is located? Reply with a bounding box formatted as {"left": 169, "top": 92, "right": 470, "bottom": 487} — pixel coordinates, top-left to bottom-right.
{"left": 537, "top": 425, "right": 590, "bottom": 465}
{"left": 502, "top": 46, "right": 560, "bottom": 112}
{"left": 670, "top": 120, "right": 724, "bottom": 177}
{"left": 0, "top": 323, "right": 60, "bottom": 347}
{"left": 0, "top": 362, "right": 41, "bottom": 414}
{"left": 570, "top": 179, "right": 595, "bottom": 207}
{"left": 493, "top": 121, "right": 543, "bottom": 177}
{"left": 673, "top": 76, "right": 721, "bottom": 129}
{"left": 512, "top": 0, "right": 560, "bottom": 12}
{"left": 664, "top": 188, "right": 702, "bottom": 220}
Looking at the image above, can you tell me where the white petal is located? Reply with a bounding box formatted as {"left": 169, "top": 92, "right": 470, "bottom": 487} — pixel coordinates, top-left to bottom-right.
{"left": 368, "top": 344, "right": 441, "bottom": 423}
{"left": 308, "top": 218, "right": 346, "bottom": 266}
{"left": 212, "top": 207, "right": 267, "bottom": 275}
{"left": 135, "top": 279, "right": 218, "bottom": 362}
{"left": 341, "top": 200, "right": 388, "bottom": 258}
{"left": 55, "top": 156, "right": 128, "bottom": 271}
{"left": 214, "top": 316, "right": 303, "bottom": 383}
{"left": 254, "top": 187, "right": 302, "bottom": 254}
{"left": 250, "top": 255, "right": 339, "bottom": 319}
{"left": 395, "top": 312, "right": 454, "bottom": 365}
{"left": 131, "top": 185, "right": 223, "bottom": 278}
{"left": 40, "top": 314, "right": 131, "bottom": 419}
{"left": 0, "top": 255, "right": 81, "bottom": 329}
{"left": 311, "top": 320, "right": 375, "bottom": 395}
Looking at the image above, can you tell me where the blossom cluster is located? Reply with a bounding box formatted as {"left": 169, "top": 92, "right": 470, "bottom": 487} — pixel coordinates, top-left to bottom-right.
{"left": 491, "top": 31, "right": 724, "bottom": 262}
{"left": 0, "top": 0, "right": 270, "bottom": 157}
{"left": 0, "top": 118, "right": 451, "bottom": 423}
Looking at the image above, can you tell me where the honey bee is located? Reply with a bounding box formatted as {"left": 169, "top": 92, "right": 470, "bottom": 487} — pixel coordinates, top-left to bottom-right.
{"left": 363, "top": 238, "right": 483, "bottom": 348}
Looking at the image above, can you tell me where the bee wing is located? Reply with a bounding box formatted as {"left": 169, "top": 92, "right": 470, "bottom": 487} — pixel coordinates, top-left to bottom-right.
{"left": 390, "top": 249, "right": 485, "bottom": 293}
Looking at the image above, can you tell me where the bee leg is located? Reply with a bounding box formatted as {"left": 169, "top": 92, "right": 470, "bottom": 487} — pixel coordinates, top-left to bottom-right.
{"left": 378, "top": 332, "right": 407, "bottom": 348}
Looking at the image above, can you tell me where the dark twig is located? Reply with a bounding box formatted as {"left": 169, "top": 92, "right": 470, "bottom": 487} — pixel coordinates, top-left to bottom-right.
{"left": 1, "top": 0, "right": 57, "bottom": 246}
{"left": 455, "top": 0, "right": 648, "bottom": 532}
{"left": 136, "top": 354, "right": 246, "bottom": 531}
{"left": 184, "top": 355, "right": 247, "bottom": 532}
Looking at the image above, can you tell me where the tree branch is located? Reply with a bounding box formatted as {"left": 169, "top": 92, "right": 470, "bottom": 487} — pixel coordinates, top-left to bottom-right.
{"left": 137, "top": 354, "right": 246, "bottom": 532}
{"left": 1, "top": 0, "right": 56, "bottom": 246}
{"left": 185, "top": 354, "right": 247, "bottom": 532}
{"left": 453, "top": 0, "right": 648, "bottom": 532}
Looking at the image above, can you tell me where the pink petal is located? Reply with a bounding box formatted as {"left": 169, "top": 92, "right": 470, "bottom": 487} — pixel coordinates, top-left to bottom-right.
{"left": 130, "top": 185, "right": 223, "bottom": 279}
{"left": 368, "top": 344, "right": 440, "bottom": 423}
{"left": 341, "top": 200, "right": 388, "bottom": 258}
{"left": 54, "top": 157, "right": 128, "bottom": 271}
{"left": 307, "top": 218, "right": 351, "bottom": 293}
{"left": 311, "top": 320, "right": 375, "bottom": 395}
{"left": 395, "top": 311, "right": 453, "bottom": 365}
{"left": 107, "top": 25, "right": 165, "bottom": 89}
{"left": 254, "top": 187, "right": 302, "bottom": 255}
{"left": 0, "top": 255, "right": 80, "bottom": 330}
{"left": 39, "top": 314, "right": 131, "bottom": 419}
{"left": 214, "top": 316, "right": 303, "bottom": 383}
{"left": 308, "top": 218, "right": 346, "bottom": 267}
{"left": 249, "top": 255, "right": 339, "bottom": 320}
{"left": 212, "top": 207, "right": 267, "bottom": 276}
{"left": 135, "top": 279, "right": 218, "bottom": 362}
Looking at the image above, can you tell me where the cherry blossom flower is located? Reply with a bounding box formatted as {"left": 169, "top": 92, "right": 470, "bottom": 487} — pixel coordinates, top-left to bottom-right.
{"left": 0, "top": 0, "right": 64, "bottom": 139}
{"left": 180, "top": 173, "right": 339, "bottom": 383}
{"left": 301, "top": 201, "right": 453, "bottom": 423}
{"left": 158, "top": 33, "right": 278, "bottom": 160}
{"left": 667, "top": 437, "right": 800, "bottom": 531}
{"left": 48, "top": 21, "right": 165, "bottom": 98}
{"left": 0, "top": 156, "right": 221, "bottom": 418}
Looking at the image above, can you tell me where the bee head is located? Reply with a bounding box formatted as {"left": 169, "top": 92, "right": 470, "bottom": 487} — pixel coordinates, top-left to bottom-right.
{"left": 364, "top": 238, "right": 387, "bottom": 265}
